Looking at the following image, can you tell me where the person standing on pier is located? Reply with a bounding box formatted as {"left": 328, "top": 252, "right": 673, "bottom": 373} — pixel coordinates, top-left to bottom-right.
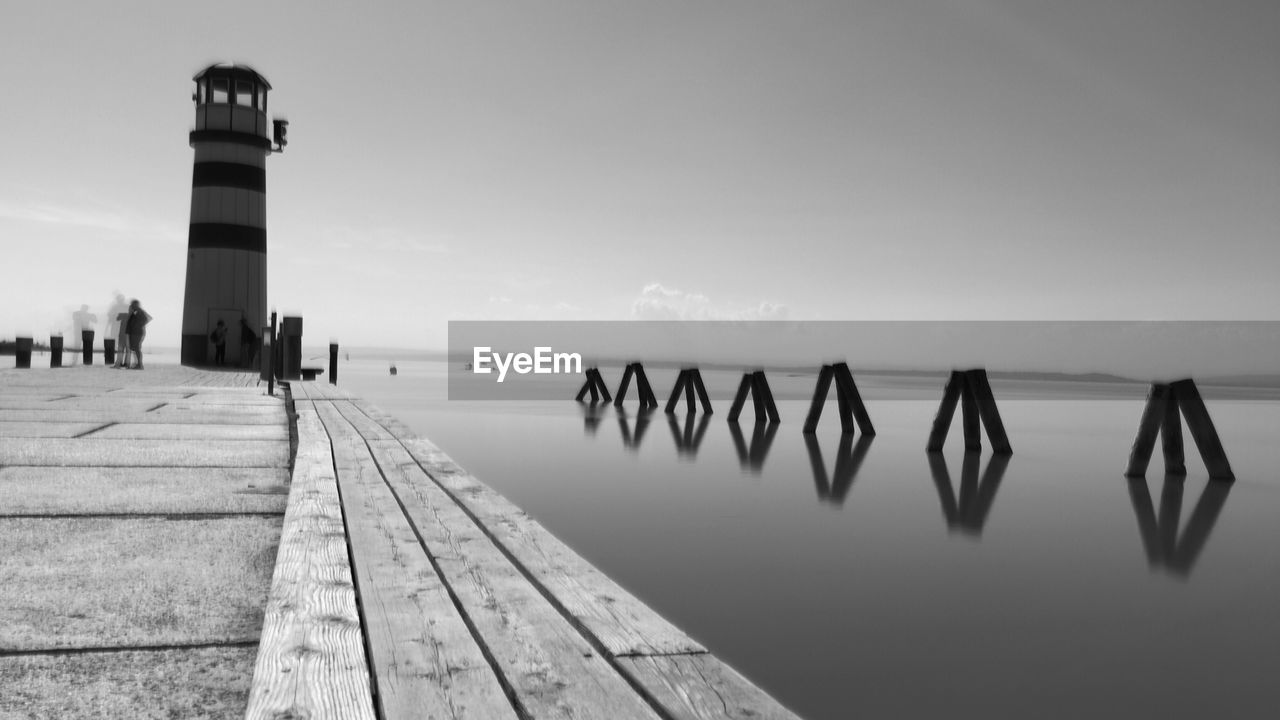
{"left": 211, "top": 319, "right": 228, "bottom": 366}
{"left": 109, "top": 293, "right": 130, "bottom": 368}
{"left": 125, "top": 299, "right": 151, "bottom": 370}
{"left": 239, "top": 317, "right": 258, "bottom": 369}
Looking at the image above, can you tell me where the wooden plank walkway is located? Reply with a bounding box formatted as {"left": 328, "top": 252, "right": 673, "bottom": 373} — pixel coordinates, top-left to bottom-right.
{"left": 0, "top": 364, "right": 288, "bottom": 719}
{"left": 252, "top": 380, "right": 801, "bottom": 720}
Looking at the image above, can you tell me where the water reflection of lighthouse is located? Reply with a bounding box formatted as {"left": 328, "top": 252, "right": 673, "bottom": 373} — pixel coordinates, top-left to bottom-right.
{"left": 180, "top": 63, "right": 287, "bottom": 366}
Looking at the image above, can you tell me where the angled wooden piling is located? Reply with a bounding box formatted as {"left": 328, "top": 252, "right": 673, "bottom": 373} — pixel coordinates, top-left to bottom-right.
{"left": 803, "top": 363, "right": 874, "bottom": 435}
{"left": 926, "top": 369, "right": 1011, "bottom": 455}
{"left": 664, "top": 368, "right": 712, "bottom": 415}
{"left": 727, "top": 371, "right": 779, "bottom": 424}
{"left": 1126, "top": 379, "right": 1233, "bottom": 481}
{"left": 576, "top": 367, "right": 613, "bottom": 404}
{"left": 613, "top": 363, "right": 657, "bottom": 409}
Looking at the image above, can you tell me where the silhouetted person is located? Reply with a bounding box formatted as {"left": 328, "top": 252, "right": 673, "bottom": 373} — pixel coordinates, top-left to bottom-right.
{"left": 239, "top": 317, "right": 258, "bottom": 368}
{"left": 125, "top": 299, "right": 152, "bottom": 369}
{"left": 108, "top": 293, "right": 129, "bottom": 368}
{"left": 71, "top": 304, "right": 97, "bottom": 342}
{"left": 211, "top": 319, "right": 228, "bottom": 366}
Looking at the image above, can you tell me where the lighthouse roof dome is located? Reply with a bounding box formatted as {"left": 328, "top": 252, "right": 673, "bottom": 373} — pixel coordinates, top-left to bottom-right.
{"left": 193, "top": 63, "right": 272, "bottom": 90}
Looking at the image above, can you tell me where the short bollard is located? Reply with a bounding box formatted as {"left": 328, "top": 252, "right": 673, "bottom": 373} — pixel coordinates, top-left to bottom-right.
{"left": 50, "top": 335, "right": 64, "bottom": 368}
{"left": 329, "top": 342, "right": 339, "bottom": 385}
{"left": 81, "top": 330, "right": 95, "bottom": 365}
{"left": 104, "top": 338, "right": 116, "bottom": 366}
{"left": 15, "top": 337, "right": 33, "bottom": 368}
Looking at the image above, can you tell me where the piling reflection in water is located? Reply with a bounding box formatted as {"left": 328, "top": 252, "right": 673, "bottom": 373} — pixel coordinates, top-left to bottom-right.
{"left": 1127, "top": 475, "right": 1233, "bottom": 577}
{"left": 729, "top": 421, "right": 780, "bottom": 474}
{"left": 617, "top": 407, "right": 655, "bottom": 451}
{"left": 926, "top": 452, "right": 1011, "bottom": 537}
{"left": 581, "top": 402, "right": 607, "bottom": 436}
{"left": 805, "top": 434, "right": 874, "bottom": 505}
{"left": 667, "top": 412, "right": 712, "bottom": 459}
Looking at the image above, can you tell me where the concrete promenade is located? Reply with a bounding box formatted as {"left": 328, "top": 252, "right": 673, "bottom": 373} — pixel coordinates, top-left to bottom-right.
{"left": 1, "top": 364, "right": 800, "bottom": 719}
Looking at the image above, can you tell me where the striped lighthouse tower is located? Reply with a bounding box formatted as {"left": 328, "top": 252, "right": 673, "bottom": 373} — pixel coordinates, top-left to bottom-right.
{"left": 181, "top": 63, "right": 287, "bottom": 366}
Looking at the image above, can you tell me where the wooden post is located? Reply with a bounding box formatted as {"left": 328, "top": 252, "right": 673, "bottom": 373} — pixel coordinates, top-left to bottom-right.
{"left": 633, "top": 364, "right": 659, "bottom": 409}
{"left": 926, "top": 371, "right": 963, "bottom": 452}
{"left": 613, "top": 364, "right": 635, "bottom": 407}
{"left": 927, "top": 369, "right": 1010, "bottom": 454}
{"left": 1170, "top": 379, "right": 1234, "bottom": 481}
{"left": 49, "top": 335, "right": 63, "bottom": 368}
{"left": 265, "top": 312, "right": 277, "bottom": 396}
{"left": 81, "top": 329, "right": 94, "bottom": 365}
{"left": 1160, "top": 388, "right": 1185, "bottom": 476}
{"left": 103, "top": 337, "right": 115, "bottom": 366}
{"left": 664, "top": 370, "right": 690, "bottom": 414}
{"left": 834, "top": 363, "right": 875, "bottom": 435}
{"left": 727, "top": 373, "right": 752, "bottom": 422}
{"left": 803, "top": 365, "right": 836, "bottom": 434}
{"left": 960, "top": 378, "right": 982, "bottom": 452}
{"left": 329, "top": 342, "right": 339, "bottom": 385}
{"left": 754, "top": 371, "right": 781, "bottom": 423}
{"left": 1125, "top": 380, "right": 1233, "bottom": 481}
{"left": 14, "top": 337, "right": 32, "bottom": 368}
{"left": 690, "top": 369, "right": 713, "bottom": 414}
{"left": 683, "top": 369, "right": 696, "bottom": 414}
{"left": 1125, "top": 384, "right": 1170, "bottom": 478}
{"left": 576, "top": 374, "right": 594, "bottom": 402}
{"left": 966, "top": 370, "right": 1012, "bottom": 455}
{"left": 592, "top": 369, "right": 612, "bottom": 403}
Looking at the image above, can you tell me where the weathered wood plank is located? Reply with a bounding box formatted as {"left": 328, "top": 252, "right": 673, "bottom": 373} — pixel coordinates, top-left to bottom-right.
{"left": 0, "top": 421, "right": 103, "bottom": 438}
{"left": 617, "top": 654, "right": 803, "bottom": 720}
{"left": 0, "top": 409, "right": 284, "bottom": 425}
{"left": 244, "top": 401, "right": 376, "bottom": 720}
{"left": 315, "top": 402, "right": 518, "bottom": 720}
{"left": 0, "top": 438, "right": 287, "bottom": 467}
{"left": 89, "top": 423, "right": 289, "bottom": 441}
{"left": 327, "top": 402, "right": 661, "bottom": 720}
{"left": 337, "top": 401, "right": 705, "bottom": 659}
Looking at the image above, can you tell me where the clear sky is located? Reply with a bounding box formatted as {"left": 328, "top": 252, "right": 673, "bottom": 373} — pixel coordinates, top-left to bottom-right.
{"left": 2, "top": 1, "right": 1276, "bottom": 349}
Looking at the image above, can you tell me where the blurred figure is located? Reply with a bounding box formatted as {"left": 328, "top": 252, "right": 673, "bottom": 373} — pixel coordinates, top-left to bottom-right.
{"left": 211, "top": 319, "right": 228, "bottom": 366}
{"left": 125, "top": 299, "right": 152, "bottom": 369}
{"left": 109, "top": 293, "right": 130, "bottom": 368}
{"left": 239, "top": 317, "right": 258, "bottom": 368}
{"left": 71, "top": 304, "right": 97, "bottom": 347}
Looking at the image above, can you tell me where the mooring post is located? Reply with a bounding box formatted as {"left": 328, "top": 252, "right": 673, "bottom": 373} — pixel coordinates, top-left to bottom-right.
{"left": 803, "top": 366, "right": 836, "bottom": 433}
{"left": 81, "top": 330, "right": 94, "bottom": 365}
{"left": 805, "top": 362, "right": 876, "bottom": 435}
{"left": 665, "top": 370, "right": 690, "bottom": 414}
{"left": 14, "top": 337, "right": 32, "bottom": 368}
{"left": 103, "top": 338, "right": 116, "bottom": 366}
{"left": 690, "top": 369, "right": 713, "bottom": 414}
{"left": 613, "top": 365, "right": 635, "bottom": 407}
{"left": 1125, "top": 380, "right": 1233, "bottom": 481}
{"left": 329, "top": 342, "right": 338, "bottom": 385}
{"left": 926, "top": 369, "right": 1011, "bottom": 455}
{"left": 634, "top": 364, "right": 659, "bottom": 408}
{"left": 576, "top": 368, "right": 612, "bottom": 403}
{"left": 49, "top": 335, "right": 63, "bottom": 368}
{"left": 728, "top": 371, "right": 779, "bottom": 424}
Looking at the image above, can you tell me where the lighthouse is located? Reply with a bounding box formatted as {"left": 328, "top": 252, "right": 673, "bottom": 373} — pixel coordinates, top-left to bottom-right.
{"left": 181, "top": 63, "right": 286, "bottom": 366}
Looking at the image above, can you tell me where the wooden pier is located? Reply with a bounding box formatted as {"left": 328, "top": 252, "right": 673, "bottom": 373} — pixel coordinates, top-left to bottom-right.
{"left": 0, "top": 364, "right": 798, "bottom": 718}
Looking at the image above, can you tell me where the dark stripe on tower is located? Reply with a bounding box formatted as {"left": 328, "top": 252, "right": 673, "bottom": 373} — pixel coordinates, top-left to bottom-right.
{"left": 189, "top": 129, "right": 273, "bottom": 150}
{"left": 192, "top": 162, "right": 266, "bottom": 192}
{"left": 188, "top": 223, "right": 266, "bottom": 253}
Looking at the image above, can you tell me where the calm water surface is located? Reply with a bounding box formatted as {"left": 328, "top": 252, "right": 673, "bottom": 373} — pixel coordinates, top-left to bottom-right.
{"left": 338, "top": 358, "right": 1280, "bottom": 719}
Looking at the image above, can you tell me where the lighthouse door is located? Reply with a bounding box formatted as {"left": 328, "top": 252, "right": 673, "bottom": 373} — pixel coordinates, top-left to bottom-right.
{"left": 207, "top": 308, "right": 244, "bottom": 366}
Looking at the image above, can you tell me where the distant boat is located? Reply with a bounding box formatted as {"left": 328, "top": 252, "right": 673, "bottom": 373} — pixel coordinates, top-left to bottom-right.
{"left": 389, "top": 363, "right": 397, "bottom": 376}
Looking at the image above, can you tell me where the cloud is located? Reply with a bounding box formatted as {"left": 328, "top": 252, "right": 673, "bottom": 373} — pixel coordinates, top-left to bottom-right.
{"left": 0, "top": 199, "right": 180, "bottom": 241}
{"left": 631, "top": 283, "right": 789, "bottom": 321}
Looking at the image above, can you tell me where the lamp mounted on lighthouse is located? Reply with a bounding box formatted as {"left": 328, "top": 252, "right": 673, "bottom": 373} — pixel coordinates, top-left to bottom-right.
{"left": 180, "top": 63, "right": 287, "bottom": 366}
